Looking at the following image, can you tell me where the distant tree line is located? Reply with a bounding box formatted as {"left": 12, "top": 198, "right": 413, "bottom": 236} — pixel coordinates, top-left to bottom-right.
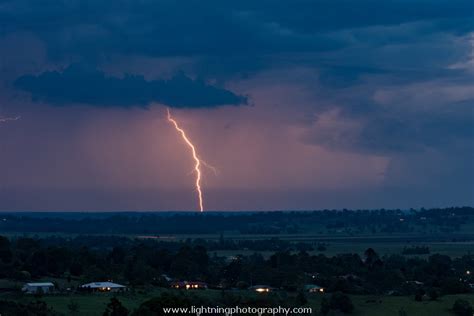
{"left": 402, "top": 246, "right": 430, "bottom": 255}
{"left": 0, "top": 207, "right": 471, "bottom": 235}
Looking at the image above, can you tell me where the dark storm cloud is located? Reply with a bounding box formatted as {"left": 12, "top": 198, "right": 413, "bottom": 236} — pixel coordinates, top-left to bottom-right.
{"left": 14, "top": 64, "right": 247, "bottom": 108}
{"left": 0, "top": 0, "right": 341, "bottom": 60}
{"left": 317, "top": 65, "right": 387, "bottom": 88}
{"left": 2, "top": 0, "right": 473, "bottom": 136}
{"left": 359, "top": 106, "right": 474, "bottom": 153}
{"left": 304, "top": 92, "right": 474, "bottom": 155}
{"left": 2, "top": 0, "right": 474, "bottom": 150}
{"left": 1, "top": 0, "right": 472, "bottom": 82}
{"left": 1, "top": 0, "right": 473, "bottom": 60}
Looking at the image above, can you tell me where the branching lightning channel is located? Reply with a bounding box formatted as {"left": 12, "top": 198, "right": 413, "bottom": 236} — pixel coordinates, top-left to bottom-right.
{"left": 0, "top": 116, "right": 20, "bottom": 123}
{"left": 166, "top": 108, "right": 206, "bottom": 212}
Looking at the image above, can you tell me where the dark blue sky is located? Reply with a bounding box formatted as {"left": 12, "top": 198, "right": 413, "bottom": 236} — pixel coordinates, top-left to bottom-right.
{"left": 0, "top": 0, "right": 473, "bottom": 210}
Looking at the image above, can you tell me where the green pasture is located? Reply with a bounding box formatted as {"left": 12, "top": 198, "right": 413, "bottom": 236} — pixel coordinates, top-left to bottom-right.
{"left": 10, "top": 290, "right": 474, "bottom": 316}
{"left": 4, "top": 230, "right": 474, "bottom": 259}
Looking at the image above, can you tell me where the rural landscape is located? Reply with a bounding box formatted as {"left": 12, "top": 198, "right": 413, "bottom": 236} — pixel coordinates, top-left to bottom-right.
{"left": 0, "top": 207, "right": 473, "bottom": 315}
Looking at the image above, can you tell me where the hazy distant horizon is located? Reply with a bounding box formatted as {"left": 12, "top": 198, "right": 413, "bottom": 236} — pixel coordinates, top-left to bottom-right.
{"left": 0, "top": 186, "right": 472, "bottom": 211}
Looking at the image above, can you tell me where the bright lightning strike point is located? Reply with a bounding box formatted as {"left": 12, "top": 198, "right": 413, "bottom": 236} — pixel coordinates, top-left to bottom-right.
{"left": 167, "top": 108, "right": 207, "bottom": 212}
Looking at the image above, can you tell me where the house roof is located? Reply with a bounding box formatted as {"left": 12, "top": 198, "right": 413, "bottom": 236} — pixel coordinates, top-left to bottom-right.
{"left": 25, "top": 282, "right": 54, "bottom": 287}
{"left": 171, "top": 281, "right": 207, "bottom": 285}
{"left": 81, "top": 282, "right": 126, "bottom": 289}
{"left": 248, "top": 285, "right": 274, "bottom": 289}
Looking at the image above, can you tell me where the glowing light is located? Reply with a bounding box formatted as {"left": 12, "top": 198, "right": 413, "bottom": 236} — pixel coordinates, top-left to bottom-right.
{"left": 167, "top": 108, "right": 206, "bottom": 212}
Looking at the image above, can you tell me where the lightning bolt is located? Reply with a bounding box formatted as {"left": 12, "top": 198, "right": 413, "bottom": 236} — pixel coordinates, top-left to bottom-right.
{"left": 166, "top": 108, "right": 206, "bottom": 212}
{"left": 0, "top": 116, "right": 20, "bottom": 123}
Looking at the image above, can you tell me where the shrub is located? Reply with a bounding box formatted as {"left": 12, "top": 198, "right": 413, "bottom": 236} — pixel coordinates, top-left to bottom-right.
{"left": 329, "top": 292, "right": 354, "bottom": 314}
{"left": 452, "top": 299, "right": 473, "bottom": 316}
{"left": 103, "top": 298, "right": 129, "bottom": 316}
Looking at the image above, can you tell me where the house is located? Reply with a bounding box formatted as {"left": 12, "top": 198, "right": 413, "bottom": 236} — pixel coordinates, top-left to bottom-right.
{"left": 248, "top": 285, "right": 275, "bottom": 293}
{"left": 171, "top": 281, "right": 208, "bottom": 290}
{"left": 22, "top": 282, "right": 55, "bottom": 294}
{"left": 304, "top": 284, "right": 325, "bottom": 293}
{"left": 80, "top": 282, "right": 126, "bottom": 292}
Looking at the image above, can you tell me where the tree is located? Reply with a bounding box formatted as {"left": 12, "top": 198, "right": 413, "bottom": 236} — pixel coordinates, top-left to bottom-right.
{"left": 0, "top": 299, "right": 59, "bottom": 316}
{"left": 452, "top": 299, "right": 473, "bottom": 316}
{"left": 329, "top": 292, "right": 354, "bottom": 314}
{"left": 0, "top": 236, "right": 12, "bottom": 263}
{"left": 320, "top": 298, "right": 330, "bottom": 315}
{"left": 320, "top": 292, "right": 354, "bottom": 315}
{"left": 26, "top": 300, "right": 53, "bottom": 316}
{"left": 414, "top": 289, "right": 424, "bottom": 302}
{"left": 440, "top": 278, "right": 470, "bottom": 294}
{"left": 125, "top": 259, "right": 157, "bottom": 285}
{"left": 364, "top": 248, "right": 380, "bottom": 268}
{"left": 67, "top": 300, "right": 80, "bottom": 316}
{"left": 317, "top": 243, "right": 327, "bottom": 251}
{"left": 427, "top": 288, "right": 439, "bottom": 301}
{"left": 428, "top": 254, "right": 452, "bottom": 277}
{"left": 103, "top": 298, "right": 129, "bottom": 316}
{"left": 295, "top": 291, "right": 307, "bottom": 306}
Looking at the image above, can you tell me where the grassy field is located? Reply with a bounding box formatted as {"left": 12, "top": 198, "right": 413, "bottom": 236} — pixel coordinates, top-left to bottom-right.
{"left": 154, "top": 232, "right": 474, "bottom": 258}
{"left": 310, "top": 294, "right": 474, "bottom": 316}
{"left": 212, "top": 239, "right": 474, "bottom": 259}
{"left": 8, "top": 290, "right": 162, "bottom": 315}
{"left": 311, "top": 241, "right": 474, "bottom": 258}
{"left": 6, "top": 230, "right": 474, "bottom": 259}
{"left": 6, "top": 289, "right": 474, "bottom": 315}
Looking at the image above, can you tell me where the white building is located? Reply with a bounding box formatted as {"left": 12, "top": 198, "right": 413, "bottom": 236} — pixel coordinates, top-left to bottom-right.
{"left": 80, "top": 282, "right": 126, "bottom": 292}
{"left": 248, "top": 285, "right": 275, "bottom": 293}
{"left": 22, "top": 282, "right": 55, "bottom": 294}
{"left": 304, "top": 284, "right": 325, "bottom": 293}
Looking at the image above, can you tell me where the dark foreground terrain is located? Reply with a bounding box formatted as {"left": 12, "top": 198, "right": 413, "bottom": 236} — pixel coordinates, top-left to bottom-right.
{"left": 0, "top": 207, "right": 473, "bottom": 315}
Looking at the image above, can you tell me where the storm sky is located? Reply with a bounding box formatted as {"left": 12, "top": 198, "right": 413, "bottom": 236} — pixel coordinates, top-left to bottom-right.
{"left": 0, "top": 0, "right": 473, "bottom": 211}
